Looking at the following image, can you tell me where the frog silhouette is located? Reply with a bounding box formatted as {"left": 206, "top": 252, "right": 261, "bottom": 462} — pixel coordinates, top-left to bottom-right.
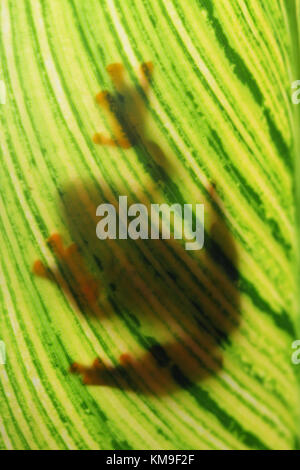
{"left": 33, "top": 62, "right": 240, "bottom": 396}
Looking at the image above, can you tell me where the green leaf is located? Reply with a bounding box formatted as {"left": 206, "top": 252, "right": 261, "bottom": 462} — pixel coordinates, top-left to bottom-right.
{"left": 0, "top": 0, "right": 299, "bottom": 450}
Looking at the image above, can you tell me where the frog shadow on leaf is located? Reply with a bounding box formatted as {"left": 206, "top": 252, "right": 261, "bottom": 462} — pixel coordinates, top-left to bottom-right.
{"left": 34, "top": 62, "right": 240, "bottom": 396}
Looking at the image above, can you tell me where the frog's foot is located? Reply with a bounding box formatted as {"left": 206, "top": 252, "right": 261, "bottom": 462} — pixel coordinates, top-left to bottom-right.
{"left": 70, "top": 354, "right": 135, "bottom": 387}
{"left": 33, "top": 234, "right": 100, "bottom": 307}
{"left": 119, "top": 353, "right": 133, "bottom": 366}
{"left": 70, "top": 358, "right": 106, "bottom": 385}
{"left": 140, "top": 61, "right": 154, "bottom": 89}
{"left": 106, "top": 63, "right": 125, "bottom": 91}
{"left": 94, "top": 88, "right": 132, "bottom": 149}
{"left": 105, "top": 62, "right": 153, "bottom": 91}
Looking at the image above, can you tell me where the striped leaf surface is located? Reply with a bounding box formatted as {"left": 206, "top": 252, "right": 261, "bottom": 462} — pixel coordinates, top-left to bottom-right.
{"left": 0, "top": 0, "right": 299, "bottom": 450}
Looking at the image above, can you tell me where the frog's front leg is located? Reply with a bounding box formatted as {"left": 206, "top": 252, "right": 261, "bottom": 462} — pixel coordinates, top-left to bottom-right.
{"left": 93, "top": 89, "right": 131, "bottom": 149}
